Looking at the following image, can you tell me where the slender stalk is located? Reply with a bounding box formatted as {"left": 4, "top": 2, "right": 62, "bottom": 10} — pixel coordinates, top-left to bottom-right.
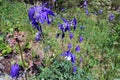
{"left": 16, "top": 38, "right": 25, "bottom": 67}
{"left": 39, "top": 24, "right": 45, "bottom": 43}
{"left": 61, "top": 39, "right": 65, "bottom": 51}
{"left": 16, "top": 38, "right": 27, "bottom": 80}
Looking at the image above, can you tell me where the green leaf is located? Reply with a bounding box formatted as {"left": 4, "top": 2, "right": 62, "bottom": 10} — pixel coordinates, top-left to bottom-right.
{"left": 9, "top": 28, "right": 14, "bottom": 32}
{"left": 2, "top": 50, "right": 7, "bottom": 55}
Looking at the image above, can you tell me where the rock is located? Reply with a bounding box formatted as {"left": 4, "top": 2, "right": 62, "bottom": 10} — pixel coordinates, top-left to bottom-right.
{"left": 0, "top": 63, "right": 4, "bottom": 70}
{"left": 116, "top": 7, "right": 120, "bottom": 12}
{"left": 0, "top": 57, "right": 3, "bottom": 61}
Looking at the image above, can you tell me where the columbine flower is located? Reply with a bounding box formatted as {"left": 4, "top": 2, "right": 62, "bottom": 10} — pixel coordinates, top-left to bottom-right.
{"left": 98, "top": 9, "right": 103, "bottom": 14}
{"left": 83, "top": 0, "right": 88, "bottom": 8}
{"left": 28, "top": 7, "right": 35, "bottom": 21}
{"left": 109, "top": 14, "right": 115, "bottom": 21}
{"left": 62, "top": 18, "right": 71, "bottom": 32}
{"left": 10, "top": 63, "right": 20, "bottom": 78}
{"left": 69, "top": 33, "right": 74, "bottom": 39}
{"left": 61, "top": 50, "right": 76, "bottom": 64}
{"left": 58, "top": 18, "right": 77, "bottom": 34}
{"left": 28, "top": 4, "right": 55, "bottom": 41}
{"left": 58, "top": 24, "right": 64, "bottom": 32}
{"left": 28, "top": 4, "right": 55, "bottom": 26}
{"left": 85, "top": 9, "right": 89, "bottom": 15}
{"left": 68, "top": 43, "right": 72, "bottom": 49}
{"left": 31, "top": 19, "right": 39, "bottom": 29}
{"left": 72, "top": 66, "right": 77, "bottom": 74}
{"left": 75, "top": 46, "right": 80, "bottom": 52}
{"left": 61, "top": 8, "right": 65, "bottom": 11}
{"left": 79, "top": 36, "right": 83, "bottom": 43}
{"left": 71, "top": 18, "right": 77, "bottom": 30}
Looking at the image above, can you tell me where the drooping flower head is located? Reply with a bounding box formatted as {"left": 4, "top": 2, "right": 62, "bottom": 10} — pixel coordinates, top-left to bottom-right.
{"left": 79, "top": 36, "right": 83, "bottom": 43}
{"left": 28, "top": 4, "right": 55, "bottom": 41}
{"left": 85, "top": 9, "right": 89, "bottom": 15}
{"left": 75, "top": 46, "right": 80, "bottom": 52}
{"left": 10, "top": 63, "right": 20, "bottom": 78}
{"left": 71, "top": 18, "right": 77, "bottom": 30}
{"left": 68, "top": 43, "right": 72, "bottom": 49}
{"left": 28, "top": 7, "right": 35, "bottom": 21}
{"left": 28, "top": 4, "right": 55, "bottom": 27}
{"left": 57, "top": 18, "right": 77, "bottom": 40}
{"left": 98, "top": 9, "right": 103, "bottom": 14}
{"left": 69, "top": 33, "right": 74, "bottom": 39}
{"left": 60, "top": 18, "right": 77, "bottom": 32}
{"left": 109, "top": 14, "right": 115, "bottom": 21}
{"left": 62, "top": 18, "right": 71, "bottom": 32}
{"left": 61, "top": 50, "right": 76, "bottom": 64}
{"left": 72, "top": 66, "right": 77, "bottom": 74}
{"left": 58, "top": 24, "right": 64, "bottom": 32}
{"left": 61, "top": 8, "right": 65, "bottom": 11}
{"left": 83, "top": 0, "right": 88, "bottom": 8}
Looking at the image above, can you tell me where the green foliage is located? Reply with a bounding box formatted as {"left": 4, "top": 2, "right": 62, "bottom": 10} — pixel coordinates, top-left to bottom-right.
{"left": 36, "top": 57, "right": 95, "bottom": 80}
{"left": 0, "top": 41, "right": 12, "bottom": 56}
{"left": 0, "top": 33, "right": 12, "bottom": 56}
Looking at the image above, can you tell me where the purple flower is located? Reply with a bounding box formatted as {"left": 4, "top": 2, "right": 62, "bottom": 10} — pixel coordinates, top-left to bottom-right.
{"left": 62, "top": 18, "right": 71, "bottom": 32}
{"left": 35, "top": 31, "right": 42, "bottom": 41}
{"left": 58, "top": 24, "right": 64, "bottom": 32}
{"left": 31, "top": 19, "right": 39, "bottom": 30}
{"left": 28, "top": 4, "right": 55, "bottom": 25}
{"left": 79, "top": 36, "right": 83, "bottom": 43}
{"left": 85, "top": 9, "right": 89, "bottom": 15}
{"left": 98, "top": 9, "right": 103, "bottom": 14}
{"left": 61, "top": 50, "right": 76, "bottom": 64}
{"left": 69, "top": 33, "right": 74, "bottom": 39}
{"left": 68, "top": 43, "right": 72, "bottom": 49}
{"left": 75, "top": 46, "right": 80, "bottom": 52}
{"left": 72, "top": 66, "right": 77, "bottom": 74}
{"left": 109, "top": 14, "right": 115, "bottom": 21}
{"left": 83, "top": 0, "right": 88, "bottom": 8}
{"left": 72, "top": 18, "right": 77, "bottom": 30}
{"left": 71, "top": 54, "right": 76, "bottom": 64}
{"left": 61, "top": 8, "right": 65, "bottom": 11}
{"left": 10, "top": 63, "right": 20, "bottom": 78}
{"left": 59, "top": 18, "right": 77, "bottom": 32}
{"left": 80, "top": 58, "right": 83, "bottom": 62}
{"left": 28, "top": 7, "right": 35, "bottom": 21}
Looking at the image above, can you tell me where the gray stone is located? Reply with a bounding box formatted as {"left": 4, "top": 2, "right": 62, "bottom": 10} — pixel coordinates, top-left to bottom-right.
{"left": 0, "top": 64, "right": 4, "bottom": 70}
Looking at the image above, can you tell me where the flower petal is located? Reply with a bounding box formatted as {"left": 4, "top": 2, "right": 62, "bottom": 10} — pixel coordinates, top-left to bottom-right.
{"left": 75, "top": 46, "right": 80, "bottom": 52}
